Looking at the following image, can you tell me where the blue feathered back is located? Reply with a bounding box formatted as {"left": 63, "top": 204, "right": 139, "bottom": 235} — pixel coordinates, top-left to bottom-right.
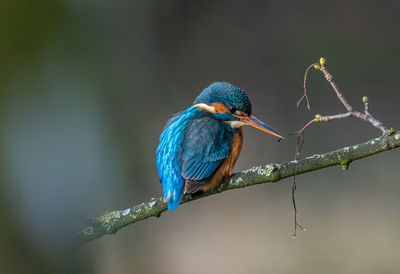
{"left": 156, "top": 107, "right": 206, "bottom": 209}
{"left": 156, "top": 106, "right": 234, "bottom": 210}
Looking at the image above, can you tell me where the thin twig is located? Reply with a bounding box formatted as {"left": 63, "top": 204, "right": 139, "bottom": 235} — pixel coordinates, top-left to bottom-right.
{"left": 319, "top": 112, "right": 352, "bottom": 122}
{"left": 320, "top": 66, "right": 353, "bottom": 112}
{"left": 318, "top": 66, "right": 387, "bottom": 134}
{"left": 291, "top": 58, "right": 389, "bottom": 237}
{"left": 298, "top": 119, "right": 315, "bottom": 135}
{"left": 291, "top": 128, "right": 307, "bottom": 238}
{"left": 297, "top": 63, "right": 319, "bottom": 109}
{"left": 364, "top": 101, "right": 370, "bottom": 116}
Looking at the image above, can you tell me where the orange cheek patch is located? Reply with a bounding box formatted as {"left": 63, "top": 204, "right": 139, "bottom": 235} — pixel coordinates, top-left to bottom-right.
{"left": 211, "top": 102, "right": 229, "bottom": 113}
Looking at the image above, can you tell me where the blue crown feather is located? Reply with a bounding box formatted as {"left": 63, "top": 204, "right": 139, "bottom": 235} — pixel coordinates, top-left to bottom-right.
{"left": 194, "top": 82, "right": 252, "bottom": 115}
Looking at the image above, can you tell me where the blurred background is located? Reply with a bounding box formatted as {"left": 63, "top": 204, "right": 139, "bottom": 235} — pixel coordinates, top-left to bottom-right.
{"left": 0, "top": 0, "right": 399, "bottom": 273}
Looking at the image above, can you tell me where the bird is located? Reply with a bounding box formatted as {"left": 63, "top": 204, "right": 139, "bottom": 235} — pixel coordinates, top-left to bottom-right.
{"left": 156, "top": 82, "right": 283, "bottom": 210}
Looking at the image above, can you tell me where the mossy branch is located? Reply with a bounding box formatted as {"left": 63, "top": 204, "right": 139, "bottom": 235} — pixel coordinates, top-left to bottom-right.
{"left": 76, "top": 131, "right": 400, "bottom": 244}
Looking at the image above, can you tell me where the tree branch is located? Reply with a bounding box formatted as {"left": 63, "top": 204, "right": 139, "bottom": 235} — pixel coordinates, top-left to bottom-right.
{"left": 76, "top": 131, "right": 400, "bottom": 244}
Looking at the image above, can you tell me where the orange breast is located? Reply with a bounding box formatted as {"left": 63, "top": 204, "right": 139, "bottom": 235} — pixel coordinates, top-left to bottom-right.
{"left": 200, "top": 129, "right": 243, "bottom": 191}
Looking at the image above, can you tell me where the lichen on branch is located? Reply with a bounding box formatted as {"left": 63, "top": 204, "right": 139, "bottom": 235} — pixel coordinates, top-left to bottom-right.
{"left": 76, "top": 131, "right": 400, "bottom": 244}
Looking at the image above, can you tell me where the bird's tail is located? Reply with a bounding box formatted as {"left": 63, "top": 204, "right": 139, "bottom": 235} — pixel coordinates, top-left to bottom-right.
{"left": 164, "top": 187, "right": 184, "bottom": 210}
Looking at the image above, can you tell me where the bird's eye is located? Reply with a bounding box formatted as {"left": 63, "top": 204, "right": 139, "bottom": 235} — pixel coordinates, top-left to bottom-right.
{"left": 228, "top": 105, "right": 243, "bottom": 116}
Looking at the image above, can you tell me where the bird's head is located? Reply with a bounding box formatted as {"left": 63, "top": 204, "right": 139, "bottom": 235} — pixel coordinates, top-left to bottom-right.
{"left": 193, "top": 82, "right": 284, "bottom": 138}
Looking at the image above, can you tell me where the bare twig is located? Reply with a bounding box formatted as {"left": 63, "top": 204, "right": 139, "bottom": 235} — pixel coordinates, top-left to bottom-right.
{"left": 298, "top": 119, "right": 315, "bottom": 135}
{"left": 364, "top": 101, "right": 370, "bottom": 116}
{"left": 291, "top": 57, "right": 389, "bottom": 237}
{"left": 291, "top": 127, "right": 308, "bottom": 238}
{"left": 297, "top": 63, "right": 319, "bottom": 109}
{"left": 319, "top": 66, "right": 353, "bottom": 112}
{"left": 317, "top": 62, "right": 387, "bottom": 133}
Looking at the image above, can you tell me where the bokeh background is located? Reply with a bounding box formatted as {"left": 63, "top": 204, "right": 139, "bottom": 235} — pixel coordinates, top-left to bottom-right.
{"left": 0, "top": 1, "right": 399, "bottom": 273}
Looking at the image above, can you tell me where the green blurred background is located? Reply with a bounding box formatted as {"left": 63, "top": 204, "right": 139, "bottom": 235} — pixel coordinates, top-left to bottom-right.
{"left": 0, "top": 1, "right": 399, "bottom": 273}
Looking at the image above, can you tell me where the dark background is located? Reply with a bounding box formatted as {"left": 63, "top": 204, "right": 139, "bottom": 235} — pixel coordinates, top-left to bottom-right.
{"left": 0, "top": 1, "right": 399, "bottom": 273}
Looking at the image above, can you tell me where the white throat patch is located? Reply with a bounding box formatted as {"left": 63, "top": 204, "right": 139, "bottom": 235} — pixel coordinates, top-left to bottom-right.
{"left": 224, "top": 121, "right": 248, "bottom": 128}
{"left": 193, "top": 103, "right": 217, "bottom": 113}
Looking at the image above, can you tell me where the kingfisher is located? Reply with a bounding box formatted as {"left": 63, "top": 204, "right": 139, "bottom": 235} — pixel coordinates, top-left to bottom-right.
{"left": 156, "top": 82, "right": 283, "bottom": 210}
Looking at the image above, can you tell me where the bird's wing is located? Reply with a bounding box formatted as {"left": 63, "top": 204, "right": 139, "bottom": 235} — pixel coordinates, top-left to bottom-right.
{"left": 181, "top": 116, "right": 233, "bottom": 193}
{"left": 157, "top": 107, "right": 210, "bottom": 209}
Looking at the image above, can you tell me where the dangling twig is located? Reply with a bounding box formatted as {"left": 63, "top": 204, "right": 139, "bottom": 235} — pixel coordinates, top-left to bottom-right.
{"left": 297, "top": 63, "right": 319, "bottom": 110}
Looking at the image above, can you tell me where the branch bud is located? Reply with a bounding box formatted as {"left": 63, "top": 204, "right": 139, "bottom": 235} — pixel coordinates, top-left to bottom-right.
{"left": 315, "top": 114, "right": 321, "bottom": 122}
{"left": 313, "top": 64, "right": 321, "bottom": 70}
{"left": 362, "top": 96, "right": 368, "bottom": 103}
{"left": 319, "top": 57, "right": 326, "bottom": 67}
